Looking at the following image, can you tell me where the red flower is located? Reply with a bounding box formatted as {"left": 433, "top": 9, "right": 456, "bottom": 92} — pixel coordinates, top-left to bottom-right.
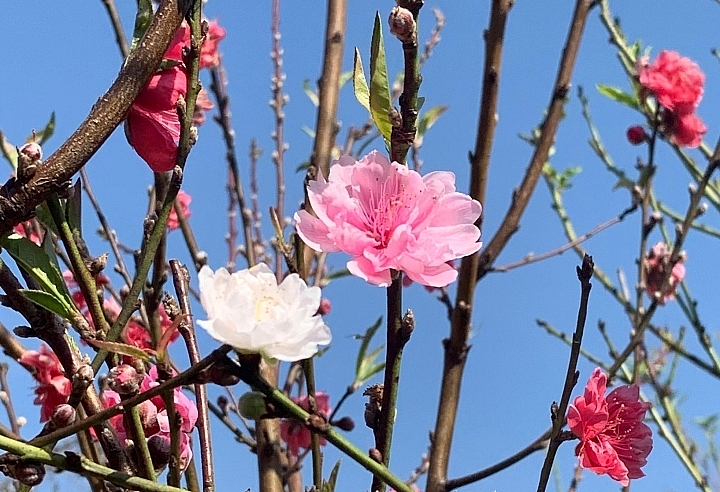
{"left": 167, "top": 190, "right": 192, "bottom": 230}
{"left": 200, "top": 20, "right": 226, "bottom": 69}
{"left": 643, "top": 242, "right": 685, "bottom": 304}
{"left": 19, "top": 345, "right": 71, "bottom": 422}
{"left": 126, "top": 24, "right": 190, "bottom": 173}
{"left": 568, "top": 368, "right": 653, "bottom": 486}
{"left": 667, "top": 111, "right": 707, "bottom": 148}
{"left": 638, "top": 50, "right": 704, "bottom": 113}
{"left": 280, "top": 392, "right": 331, "bottom": 456}
{"left": 123, "top": 304, "right": 180, "bottom": 351}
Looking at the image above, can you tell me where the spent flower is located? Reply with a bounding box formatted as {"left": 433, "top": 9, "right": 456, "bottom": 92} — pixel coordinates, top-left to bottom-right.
{"left": 295, "top": 151, "right": 482, "bottom": 287}
{"left": 197, "top": 264, "right": 331, "bottom": 361}
{"left": 280, "top": 392, "right": 331, "bottom": 456}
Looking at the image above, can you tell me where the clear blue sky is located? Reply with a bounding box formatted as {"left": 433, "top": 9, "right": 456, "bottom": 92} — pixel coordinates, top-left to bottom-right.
{"left": 2, "top": 1, "right": 720, "bottom": 491}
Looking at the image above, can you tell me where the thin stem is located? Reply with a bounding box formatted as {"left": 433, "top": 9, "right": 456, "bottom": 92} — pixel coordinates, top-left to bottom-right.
{"left": 536, "top": 255, "right": 593, "bottom": 492}
{"left": 100, "top": 0, "right": 129, "bottom": 58}
{"left": 0, "top": 364, "right": 21, "bottom": 436}
{"left": 127, "top": 403, "right": 156, "bottom": 480}
{"left": 302, "top": 358, "right": 323, "bottom": 488}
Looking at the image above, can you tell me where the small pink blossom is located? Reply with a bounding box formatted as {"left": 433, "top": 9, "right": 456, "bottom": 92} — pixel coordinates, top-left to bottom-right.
{"left": 568, "top": 368, "right": 653, "bottom": 486}
{"left": 638, "top": 50, "right": 704, "bottom": 112}
{"left": 19, "top": 345, "right": 71, "bottom": 422}
{"left": 13, "top": 220, "right": 41, "bottom": 245}
{"left": 280, "top": 392, "right": 331, "bottom": 456}
{"left": 192, "top": 88, "right": 214, "bottom": 126}
{"left": 643, "top": 242, "right": 685, "bottom": 304}
{"left": 167, "top": 190, "right": 192, "bottom": 230}
{"left": 200, "top": 20, "right": 226, "bottom": 69}
{"left": 295, "top": 151, "right": 482, "bottom": 287}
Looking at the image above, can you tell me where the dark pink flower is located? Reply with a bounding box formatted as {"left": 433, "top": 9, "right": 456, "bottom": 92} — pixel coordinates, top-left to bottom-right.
{"left": 192, "top": 88, "right": 214, "bottom": 126}
{"left": 13, "top": 221, "right": 41, "bottom": 245}
{"left": 295, "top": 151, "right": 482, "bottom": 287}
{"left": 200, "top": 20, "right": 226, "bottom": 69}
{"left": 19, "top": 345, "right": 71, "bottom": 422}
{"left": 167, "top": 190, "right": 192, "bottom": 230}
{"left": 568, "top": 368, "right": 653, "bottom": 486}
{"left": 644, "top": 242, "right": 685, "bottom": 304}
{"left": 280, "top": 392, "right": 331, "bottom": 456}
{"left": 667, "top": 111, "right": 707, "bottom": 148}
{"left": 638, "top": 50, "right": 704, "bottom": 113}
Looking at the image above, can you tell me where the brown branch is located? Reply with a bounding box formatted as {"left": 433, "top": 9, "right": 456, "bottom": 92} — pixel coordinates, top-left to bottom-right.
{"left": 425, "top": 1, "right": 513, "bottom": 490}
{"left": 0, "top": 0, "right": 187, "bottom": 234}
{"left": 476, "top": 0, "right": 595, "bottom": 280}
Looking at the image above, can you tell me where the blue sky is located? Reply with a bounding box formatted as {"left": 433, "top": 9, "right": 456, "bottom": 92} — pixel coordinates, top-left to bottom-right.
{"left": 2, "top": 1, "right": 720, "bottom": 491}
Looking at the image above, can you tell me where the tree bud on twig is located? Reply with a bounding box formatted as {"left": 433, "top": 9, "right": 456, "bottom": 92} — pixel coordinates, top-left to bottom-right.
{"left": 389, "top": 7, "right": 417, "bottom": 44}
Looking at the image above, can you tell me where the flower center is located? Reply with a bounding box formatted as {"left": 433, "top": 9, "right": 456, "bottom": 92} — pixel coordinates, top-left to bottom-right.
{"left": 254, "top": 296, "right": 278, "bottom": 322}
{"left": 361, "top": 177, "right": 410, "bottom": 247}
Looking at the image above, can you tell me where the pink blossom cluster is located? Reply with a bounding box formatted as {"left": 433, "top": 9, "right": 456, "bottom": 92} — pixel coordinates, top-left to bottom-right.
{"left": 18, "top": 345, "right": 71, "bottom": 422}
{"left": 279, "top": 392, "right": 330, "bottom": 456}
{"left": 295, "top": 151, "right": 482, "bottom": 288}
{"left": 126, "top": 20, "right": 226, "bottom": 173}
{"left": 568, "top": 368, "right": 653, "bottom": 486}
{"left": 63, "top": 271, "right": 179, "bottom": 352}
{"left": 637, "top": 50, "right": 706, "bottom": 147}
{"left": 102, "top": 365, "right": 198, "bottom": 471}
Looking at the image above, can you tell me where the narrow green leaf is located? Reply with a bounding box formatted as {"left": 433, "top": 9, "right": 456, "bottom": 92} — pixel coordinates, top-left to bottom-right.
{"left": 321, "top": 460, "right": 342, "bottom": 492}
{"left": 65, "top": 179, "right": 83, "bottom": 235}
{"left": 303, "top": 79, "right": 320, "bottom": 107}
{"left": 358, "top": 344, "right": 385, "bottom": 379}
{"left": 20, "top": 289, "right": 75, "bottom": 320}
{"left": 0, "top": 131, "right": 18, "bottom": 170}
{"left": 596, "top": 84, "right": 639, "bottom": 110}
{"left": 355, "top": 317, "right": 382, "bottom": 375}
{"left": 338, "top": 70, "right": 353, "bottom": 89}
{"left": 2, "top": 234, "right": 76, "bottom": 316}
{"left": 369, "top": 13, "right": 393, "bottom": 143}
{"left": 353, "top": 48, "right": 371, "bottom": 113}
{"left": 417, "top": 105, "right": 448, "bottom": 136}
{"left": 416, "top": 96, "right": 426, "bottom": 112}
{"left": 35, "top": 202, "right": 59, "bottom": 236}
{"left": 357, "top": 362, "right": 385, "bottom": 386}
{"left": 32, "top": 112, "right": 56, "bottom": 146}
{"left": 86, "top": 338, "right": 153, "bottom": 362}
{"left": 301, "top": 125, "right": 316, "bottom": 139}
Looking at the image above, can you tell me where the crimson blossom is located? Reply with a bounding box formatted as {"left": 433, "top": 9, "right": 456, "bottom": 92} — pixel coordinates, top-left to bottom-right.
{"left": 280, "top": 392, "right": 331, "bottom": 456}
{"left": 18, "top": 345, "right": 71, "bottom": 422}
{"left": 567, "top": 368, "right": 653, "bottom": 486}
{"left": 294, "top": 151, "right": 482, "bottom": 288}
{"left": 637, "top": 50, "right": 707, "bottom": 147}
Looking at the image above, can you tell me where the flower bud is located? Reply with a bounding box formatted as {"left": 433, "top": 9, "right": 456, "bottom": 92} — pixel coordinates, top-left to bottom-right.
{"left": 334, "top": 416, "right": 355, "bottom": 431}
{"left": 626, "top": 125, "right": 647, "bottom": 145}
{"left": 107, "top": 364, "right": 142, "bottom": 395}
{"left": 19, "top": 142, "right": 42, "bottom": 161}
{"left": 237, "top": 391, "right": 267, "bottom": 420}
{"left": 50, "top": 404, "right": 76, "bottom": 428}
{"left": 318, "top": 298, "right": 331, "bottom": 315}
{"left": 13, "top": 463, "right": 45, "bottom": 486}
{"left": 147, "top": 434, "right": 171, "bottom": 471}
{"left": 389, "top": 7, "right": 416, "bottom": 44}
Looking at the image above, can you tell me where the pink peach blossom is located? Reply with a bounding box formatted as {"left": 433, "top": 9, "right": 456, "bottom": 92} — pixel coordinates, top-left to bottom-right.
{"left": 167, "top": 190, "right": 192, "bottom": 230}
{"left": 200, "top": 20, "right": 226, "bottom": 69}
{"left": 295, "top": 151, "right": 482, "bottom": 287}
{"left": 568, "top": 368, "right": 652, "bottom": 486}
{"left": 19, "top": 345, "right": 71, "bottom": 422}
{"left": 280, "top": 392, "right": 331, "bottom": 456}
{"left": 638, "top": 50, "right": 704, "bottom": 113}
{"left": 643, "top": 242, "right": 685, "bottom": 304}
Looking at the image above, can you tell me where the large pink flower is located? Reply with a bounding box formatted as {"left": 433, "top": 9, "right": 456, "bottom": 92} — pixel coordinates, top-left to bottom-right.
{"left": 638, "top": 50, "right": 704, "bottom": 113}
{"left": 19, "top": 345, "right": 72, "bottom": 422}
{"left": 567, "top": 368, "right": 653, "bottom": 486}
{"left": 294, "top": 151, "right": 482, "bottom": 287}
{"left": 280, "top": 392, "right": 331, "bottom": 456}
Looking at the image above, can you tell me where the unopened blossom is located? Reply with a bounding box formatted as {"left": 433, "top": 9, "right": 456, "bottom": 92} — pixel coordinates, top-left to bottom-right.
{"left": 280, "top": 392, "right": 331, "bottom": 456}
{"left": 197, "top": 264, "right": 331, "bottom": 362}
{"left": 626, "top": 125, "right": 647, "bottom": 146}
{"left": 295, "top": 151, "right": 482, "bottom": 287}
{"left": 200, "top": 20, "right": 226, "bottom": 69}
{"left": 19, "top": 345, "right": 71, "bottom": 422}
{"left": 568, "top": 368, "right": 652, "bottom": 486}
{"left": 167, "top": 190, "right": 192, "bottom": 230}
{"left": 644, "top": 242, "right": 685, "bottom": 304}
{"left": 637, "top": 50, "right": 706, "bottom": 148}
{"left": 388, "top": 7, "right": 416, "bottom": 44}
{"left": 126, "top": 24, "right": 189, "bottom": 172}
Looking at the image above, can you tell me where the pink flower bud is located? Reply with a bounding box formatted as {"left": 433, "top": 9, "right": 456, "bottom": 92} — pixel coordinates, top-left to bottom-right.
{"left": 107, "top": 364, "right": 142, "bottom": 395}
{"left": 19, "top": 142, "right": 42, "bottom": 161}
{"left": 50, "top": 404, "right": 76, "bottom": 428}
{"left": 626, "top": 125, "right": 647, "bottom": 145}
{"left": 388, "top": 7, "right": 416, "bottom": 44}
{"left": 318, "top": 298, "right": 331, "bottom": 315}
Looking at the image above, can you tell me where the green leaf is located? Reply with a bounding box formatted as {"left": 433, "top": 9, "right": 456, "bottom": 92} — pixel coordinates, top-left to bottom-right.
{"left": 321, "top": 460, "right": 342, "bottom": 492}
{"left": 338, "top": 70, "right": 353, "bottom": 89}
{"left": 416, "top": 96, "right": 426, "bottom": 112}
{"left": 325, "top": 268, "right": 351, "bottom": 281}
{"left": 86, "top": 338, "right": 153, "bottom": 362}
{"left": 35, "top": 202, "right": 59, "bottom": 236}
{"left": 129, "top": 0, "right": 154, "bottom": 56}
{"left": 20, "top": 289, "right": 76, "bottom": 320}
{"left": 303, "top": 79, "right": 319, "bottom": 107}
{"left": 65, "top": 179, "right": 83, "bottom": 235}
{"left": 353, "top": 48, "right": 371, "bottom": 113}
{"left": 31, "top": 112, "right": 56, "bottom": 146}
{"left": 369, "top": 13, "right": 393, "bottom": 143}
{"left": 300, "top": 125, "right": 316, "bottom": 139}
{"left": 352, "top": 317, "right": 386, "bottom": 390}
{"left": 596, "top": 84, "right": 639, "bottom": 110}
{"left": 2, "top": 234, "right": 76, "bottom": 317}
{"left": 417, "top": 105, "right": 448, "bottom": 136}
{"left": 0, "top": 131, "right": 18, "bottom": 170}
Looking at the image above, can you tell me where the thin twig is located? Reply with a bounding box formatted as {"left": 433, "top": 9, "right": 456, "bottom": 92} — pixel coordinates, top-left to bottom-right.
{"left": 100, "top": 0, "right": 129, "bottom": 58}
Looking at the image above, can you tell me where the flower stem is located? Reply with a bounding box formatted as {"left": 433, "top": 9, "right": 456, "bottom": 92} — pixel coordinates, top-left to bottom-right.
{"left": 302, "top": 357, "right": 323, "bottom": 488}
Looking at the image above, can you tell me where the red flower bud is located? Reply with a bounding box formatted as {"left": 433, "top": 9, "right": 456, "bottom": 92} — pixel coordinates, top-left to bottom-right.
{"left": 19, "top": 142, "right": 42, "bottom": 161}
{"left": 626, "top": 125, "right": 647, "bottom": 145}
